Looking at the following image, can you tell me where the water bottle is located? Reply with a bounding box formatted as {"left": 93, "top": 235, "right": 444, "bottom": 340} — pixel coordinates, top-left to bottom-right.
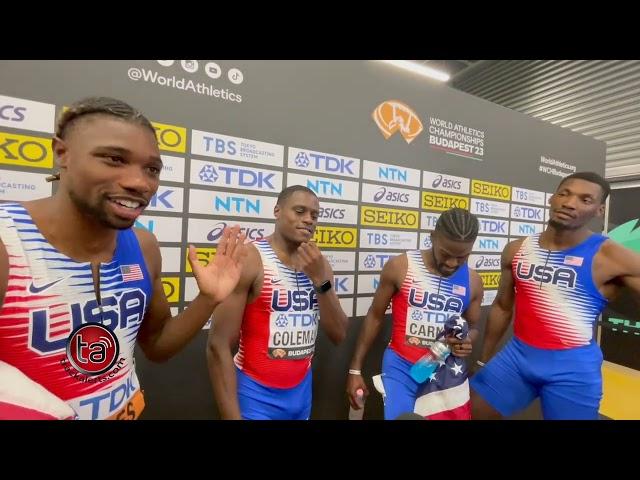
{"left": 348, "top": 388, "right": 365, "bottom": 420}
{"left": 409, "top": 340, "right": 451, "bottom": 384}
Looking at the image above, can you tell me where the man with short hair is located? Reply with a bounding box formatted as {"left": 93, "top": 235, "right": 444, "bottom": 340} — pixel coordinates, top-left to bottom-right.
{"left": 471, "top": 172, "right": 640, "bottom": 420}
{"left": 207, "top": 185, "right": 348, "bottom": 420}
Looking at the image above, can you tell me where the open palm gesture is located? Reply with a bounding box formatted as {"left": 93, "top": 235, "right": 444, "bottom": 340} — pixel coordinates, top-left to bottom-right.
{"left": 188, "top": 226, "right": 247, "bottom": 304}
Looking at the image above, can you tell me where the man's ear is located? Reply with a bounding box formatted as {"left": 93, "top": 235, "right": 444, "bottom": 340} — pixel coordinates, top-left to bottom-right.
{"left": 51, "top": 136, "right": 69, "bottom": 171}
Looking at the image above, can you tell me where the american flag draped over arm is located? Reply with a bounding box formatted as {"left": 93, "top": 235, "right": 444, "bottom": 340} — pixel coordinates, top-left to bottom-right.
{"left": 413, "top": 315, "right": 472, "bottom": 420}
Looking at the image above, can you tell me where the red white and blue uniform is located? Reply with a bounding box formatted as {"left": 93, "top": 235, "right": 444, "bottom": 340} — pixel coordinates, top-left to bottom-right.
{"left": 383, "top": 250, "right": 472, "bottom": 420}
{"left": 234, "top": 240, "right": 319, "bottom": 420}
{"left": 0, "top": 203, "right": 152, "bottom": 420}
{"left": 471, "top": 233, "right": 609, "bottom": 419}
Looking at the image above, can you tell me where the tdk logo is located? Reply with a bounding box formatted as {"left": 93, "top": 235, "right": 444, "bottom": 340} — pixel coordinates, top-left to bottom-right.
{"left": 307, "top": 179, "right": 343, "bottom": 196}
{"left": 214, "top": 196, "right": 260, "bottom": 214}
{"left": 363, "top": 254, "right": 392, "bottom": 269}
{"left": 294, "top": 150, "right": 355, "bottom": 175}
{"left": 373, "top": 186, "right": 409, "bottom": 203}
{"left": 275, "top": 314, "right": 288, "bottom": 328}
{"left": 423, "top": 235, "right": 432, "bottom": 249}
{"left": 432, "top": 175, "right": 461, "bottom": 190}
{"left": 295, "top": 152, "right": 310, "bottom": 168}
{"left": 198, "top": 164, "right": 275, "bottom": 189}
{"left": 199, "top": 165, "right": 219, "bottom": 182}
{"left": 512, "top": 205, "right": 542, "bottom": 220}
{"left": 480, "top": 219, "right": 507, "bottom": 234}
{"left": 363, "top": 255, "right": 376, "bottom": 268}
{"left": 0, "top": 105, "right": 26, "bottom": 122}
{"left": 378, "top": 166, "right": 407, "bottom": 182}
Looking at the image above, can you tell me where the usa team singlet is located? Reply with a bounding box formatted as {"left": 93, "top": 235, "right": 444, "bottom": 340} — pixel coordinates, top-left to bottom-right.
{"left": 0, "top": 203, "right": 152, "bottom": 420}
{"left": 512, "top": 233, "right": 608, "bottom": 348}
{"left": 390, "top": 250, "right": 471, "bottom": 363}
{"left": 234, "top": 239, "right": 319, "bottom": 389}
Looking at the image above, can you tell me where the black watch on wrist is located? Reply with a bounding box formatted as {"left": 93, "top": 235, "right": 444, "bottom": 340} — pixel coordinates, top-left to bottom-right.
{"left": 314, "top": 280, "right": 332, "bottom": 294}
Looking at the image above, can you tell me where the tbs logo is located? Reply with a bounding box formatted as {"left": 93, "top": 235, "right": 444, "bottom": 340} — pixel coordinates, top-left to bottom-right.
{"left": 66, "top": 323, "right": 120, "bottom": 375}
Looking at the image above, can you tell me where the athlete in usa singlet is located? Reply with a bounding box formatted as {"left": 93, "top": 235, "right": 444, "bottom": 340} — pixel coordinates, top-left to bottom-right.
{"left": 234, "top": 240, "right": 319, "bottom": 419}
{"left": 512, "top": 233, "right": 608, "bottom": 348}
{"left": 0, "top": 203, "right": 152, "bottom": 420}
{"left": 471, "top": 233, "right": 609, "bottom": 419}
{"left": 382, "top": 250, "right": 471, "bottom": 419}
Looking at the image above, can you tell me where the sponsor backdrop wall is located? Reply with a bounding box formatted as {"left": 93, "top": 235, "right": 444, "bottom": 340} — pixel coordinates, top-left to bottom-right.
{"left": 0, "top": 61, "right": 605, "bottom": 419}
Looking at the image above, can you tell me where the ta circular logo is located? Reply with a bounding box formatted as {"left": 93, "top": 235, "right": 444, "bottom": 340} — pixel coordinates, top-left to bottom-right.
{"left": 66, "top": 323, "right": 120, "bottom": 376}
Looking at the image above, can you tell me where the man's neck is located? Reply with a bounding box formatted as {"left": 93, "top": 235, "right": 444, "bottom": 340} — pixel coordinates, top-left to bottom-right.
{"left": 539, "top": 225, "right": 593, "bottom": 250}
{"left": 24, "top": 194, "right": 119, "bottom": 263}
{"left": 267, "top": 232, "right": 301, "bottom": 267}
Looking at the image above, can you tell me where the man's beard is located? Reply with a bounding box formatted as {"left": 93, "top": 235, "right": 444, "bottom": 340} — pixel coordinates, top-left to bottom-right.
{"left": 431, "top": 248, "right": 455, "bottom": 277}
{"left": 548, "top": 217, "right": 579, "bottom": 231}
{"left": 68, "top": 189, "right": 133, "bottom": 230}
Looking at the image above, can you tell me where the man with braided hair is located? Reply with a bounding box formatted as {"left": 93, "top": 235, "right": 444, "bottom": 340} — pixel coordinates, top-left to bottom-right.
{"left": 0, "top": 96, "right": 246, "bottom": 419}
{"left": 347, "top": 208, "right": 484, "bottom": 419}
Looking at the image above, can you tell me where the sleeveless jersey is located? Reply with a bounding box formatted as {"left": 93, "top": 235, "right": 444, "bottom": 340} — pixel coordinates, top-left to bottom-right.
{"left": 0, "top": 203, "right": 152, "bottom": 419}
{"left": 512, "top": 233, "right": 608, "bottom": 349}
{"left": 390, "top": 250, "right": 471, "bottom": 363}
{"left": 234, "top": 240, "right": 320, "bottom": 389}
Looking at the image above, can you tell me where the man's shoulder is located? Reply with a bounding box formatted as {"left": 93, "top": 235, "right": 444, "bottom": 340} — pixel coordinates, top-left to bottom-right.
{"left": 241, "top": 241, "right": 262, "bottom": 275}
{"left": 504, "top": 237, "right": 526, "bottom": 258}
{"left": 387, "top": 251, "right": 408, "bottom": 268}
{"left": 597, "top": 236, "right": 634, "bottom": 261}
{"left": 132, "top": 227, "right": 159, "bottom": 251}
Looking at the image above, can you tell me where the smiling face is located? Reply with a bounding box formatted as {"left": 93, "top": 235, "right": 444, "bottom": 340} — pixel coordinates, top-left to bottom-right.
{"left": 273, "top": 190, "right": 320, "bottom": 245}
{"left": 548, "top": 178, "right": 605, "bottom": 231}
{"left": 53, "top": 114, "right": 162, "bottom": 230}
